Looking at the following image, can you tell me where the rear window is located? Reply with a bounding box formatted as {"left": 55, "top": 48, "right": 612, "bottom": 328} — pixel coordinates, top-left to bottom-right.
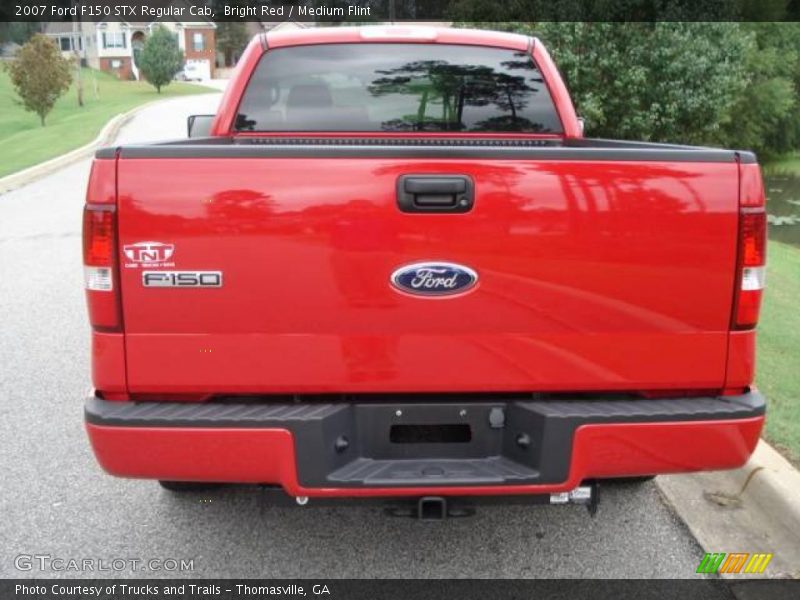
{"left": 234, "top": 43, "right": 563, "bottom": 134}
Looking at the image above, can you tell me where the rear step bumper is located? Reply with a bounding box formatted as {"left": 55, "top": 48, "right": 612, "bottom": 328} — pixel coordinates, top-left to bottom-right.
{"left": 85, "top": 392, "right": 765, "bottom": 497}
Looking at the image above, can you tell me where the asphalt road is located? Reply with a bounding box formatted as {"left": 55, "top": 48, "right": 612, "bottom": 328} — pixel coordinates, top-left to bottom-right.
{"left": 0, "top": 93, "right": 712, "bottom": 579}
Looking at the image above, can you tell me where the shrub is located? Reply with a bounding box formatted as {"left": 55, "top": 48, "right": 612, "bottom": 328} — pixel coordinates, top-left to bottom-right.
{"left": 138, "top": 25, "right": 183, "bottom": 93}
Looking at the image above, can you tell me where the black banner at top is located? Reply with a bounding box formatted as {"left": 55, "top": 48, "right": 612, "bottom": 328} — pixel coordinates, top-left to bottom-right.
{"left": 2, "top": 0, "right": 800, "bottom": 23}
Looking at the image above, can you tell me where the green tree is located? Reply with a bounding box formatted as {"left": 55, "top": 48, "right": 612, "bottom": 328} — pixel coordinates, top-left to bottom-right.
{"left": 6, "top": 34, "right": 72, "bottom": 126}
{"left": 724, "top": 23, "right": 800, "bottom": 156}
{"left": 0, "top": 22, "right": 40, "bottom": 46}
{"left": 453, "top": 16, "right": 800, "bottom": 156}
{"left": 458, "top": 22, "right": 752, "bottom": 147}
{"left": 215, "top": 22, "right": 250, "bottom": 67}
{"left": 138, "top": 25, "right": 183, "bottom": 93}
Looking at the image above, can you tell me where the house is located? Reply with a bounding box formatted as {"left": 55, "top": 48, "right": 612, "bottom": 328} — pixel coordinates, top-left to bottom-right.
{"left": 44, "top": 19, "right": 216, "bottom": 81}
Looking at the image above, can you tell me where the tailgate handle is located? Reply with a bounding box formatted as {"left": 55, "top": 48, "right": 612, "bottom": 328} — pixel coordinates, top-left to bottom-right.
{"left": 397, "top": 175, "right": 474, "bottom": 213}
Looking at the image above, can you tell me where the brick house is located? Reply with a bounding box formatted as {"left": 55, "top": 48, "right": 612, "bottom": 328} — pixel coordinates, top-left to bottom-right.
{"left": 44, "top": 19, "right": 216, "bottom": 81}
{"left": 181, "top": 24, "right": 216, "bottom": 78}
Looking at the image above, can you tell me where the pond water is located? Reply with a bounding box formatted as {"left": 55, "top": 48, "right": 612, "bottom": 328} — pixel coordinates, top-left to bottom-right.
{"left": 764, "top": 171, "right": 800, "bottom": 248}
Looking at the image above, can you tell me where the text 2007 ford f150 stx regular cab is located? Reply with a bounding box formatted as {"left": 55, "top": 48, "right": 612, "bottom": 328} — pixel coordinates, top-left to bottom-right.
{"left": 83, "top": 27, "right": 767, "bottom": 511}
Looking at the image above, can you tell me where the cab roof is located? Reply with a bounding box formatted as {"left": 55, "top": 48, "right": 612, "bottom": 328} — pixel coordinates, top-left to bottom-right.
{"left": 265, "top": 26, "right": 533, "bottom": 52}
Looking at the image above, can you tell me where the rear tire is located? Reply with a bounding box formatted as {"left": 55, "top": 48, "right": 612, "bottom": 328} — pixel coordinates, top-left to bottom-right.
{"left": 158, "top": 480, "right": 224, "bottom": 492}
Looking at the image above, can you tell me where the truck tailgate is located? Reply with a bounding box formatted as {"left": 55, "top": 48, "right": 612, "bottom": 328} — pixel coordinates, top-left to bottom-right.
{"left": 116, "top": 155, "right": 739, "bottom": 393}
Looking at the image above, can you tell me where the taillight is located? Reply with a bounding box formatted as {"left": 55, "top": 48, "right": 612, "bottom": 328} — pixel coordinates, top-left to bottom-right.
{"left": 733, "top": 163, "right": 767, "bottom": 330}
{"left": 83, "top": 204, "right": 121, "bottom": 331}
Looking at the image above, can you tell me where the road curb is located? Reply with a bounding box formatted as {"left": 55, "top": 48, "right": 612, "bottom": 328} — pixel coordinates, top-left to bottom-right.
{"left": 742, "top": 442, "right": 800, "bottom": 538}
{"left": 657, "top": 439, "right": 800, "bottom": 578}
{"left": 0, "top": 101, "right": 157, "bottom": 195}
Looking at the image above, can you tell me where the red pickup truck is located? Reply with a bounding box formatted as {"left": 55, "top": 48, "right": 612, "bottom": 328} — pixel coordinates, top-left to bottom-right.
{"left": 83, "top": 26, "right": 766, "bottom": 513}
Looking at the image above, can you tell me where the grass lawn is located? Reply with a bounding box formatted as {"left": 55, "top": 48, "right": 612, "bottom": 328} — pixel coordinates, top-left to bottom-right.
{"left": 763, "top": 151, "right": 800, "bottom": 176}
{"left": 0, "top": 67, "right": 215, "bottom": 178}
{"left": 756, "top": 155, "right": 799, "bottom": 463}
{"left": 757, "top": 240, "right": 800, "bottom": 464}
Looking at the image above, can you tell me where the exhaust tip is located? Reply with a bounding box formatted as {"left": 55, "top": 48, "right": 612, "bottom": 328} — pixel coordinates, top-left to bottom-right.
{"left": 550, "top": 485, "right": 593, "bottom": 505}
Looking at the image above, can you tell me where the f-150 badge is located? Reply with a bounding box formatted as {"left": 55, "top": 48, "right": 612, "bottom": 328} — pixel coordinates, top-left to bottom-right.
{"left": 143, "top": 271, "right": 222, "bottom": 288}
{"left": 390, "top": 262, "right": 478, "bottom": 297}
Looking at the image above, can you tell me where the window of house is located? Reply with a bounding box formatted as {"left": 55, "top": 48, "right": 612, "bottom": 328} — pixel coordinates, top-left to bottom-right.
{"left": 59, "top": 36, "right": 82, "bottom": 51}
{"left": 192, "top": 32, "right": 204, "bottom": 52}
{"left": 103, "top": 32, "right": 126, "bottom": 49}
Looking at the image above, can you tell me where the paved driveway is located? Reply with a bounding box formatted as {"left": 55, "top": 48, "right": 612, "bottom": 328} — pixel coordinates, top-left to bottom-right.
{"left": 0, "top": 94, "right": 711, "bottom": 579}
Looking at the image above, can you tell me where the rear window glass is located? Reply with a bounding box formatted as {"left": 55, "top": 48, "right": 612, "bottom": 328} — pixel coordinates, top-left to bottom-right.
{"left": 235, "top": 43, "right": 563, "bottom": 133}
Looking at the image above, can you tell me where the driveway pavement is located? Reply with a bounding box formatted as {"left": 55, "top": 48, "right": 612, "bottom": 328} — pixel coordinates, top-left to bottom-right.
{"left": 0, "top": 93, "right": 715, "bottom": 580}
{"left": 190, "top": 78, "right": 230, "bottom": 92}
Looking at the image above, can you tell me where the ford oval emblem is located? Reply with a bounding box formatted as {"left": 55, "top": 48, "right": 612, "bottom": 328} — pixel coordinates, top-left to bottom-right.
{"left": 390, "top": 262, "right": 478, "bottom": 297}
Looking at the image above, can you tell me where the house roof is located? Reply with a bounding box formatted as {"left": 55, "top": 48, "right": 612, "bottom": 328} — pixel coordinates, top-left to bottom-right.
{"left": 123, "top": 21, "right": 216, "bottom": 29}
{"left": 43, "top": 22, "right": 82, "bottom": 35}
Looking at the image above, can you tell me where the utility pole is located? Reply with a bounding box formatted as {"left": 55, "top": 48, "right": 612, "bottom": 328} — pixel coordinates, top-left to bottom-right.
{"left": 72, "top": 0, "right": 83, "bottom": 107}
